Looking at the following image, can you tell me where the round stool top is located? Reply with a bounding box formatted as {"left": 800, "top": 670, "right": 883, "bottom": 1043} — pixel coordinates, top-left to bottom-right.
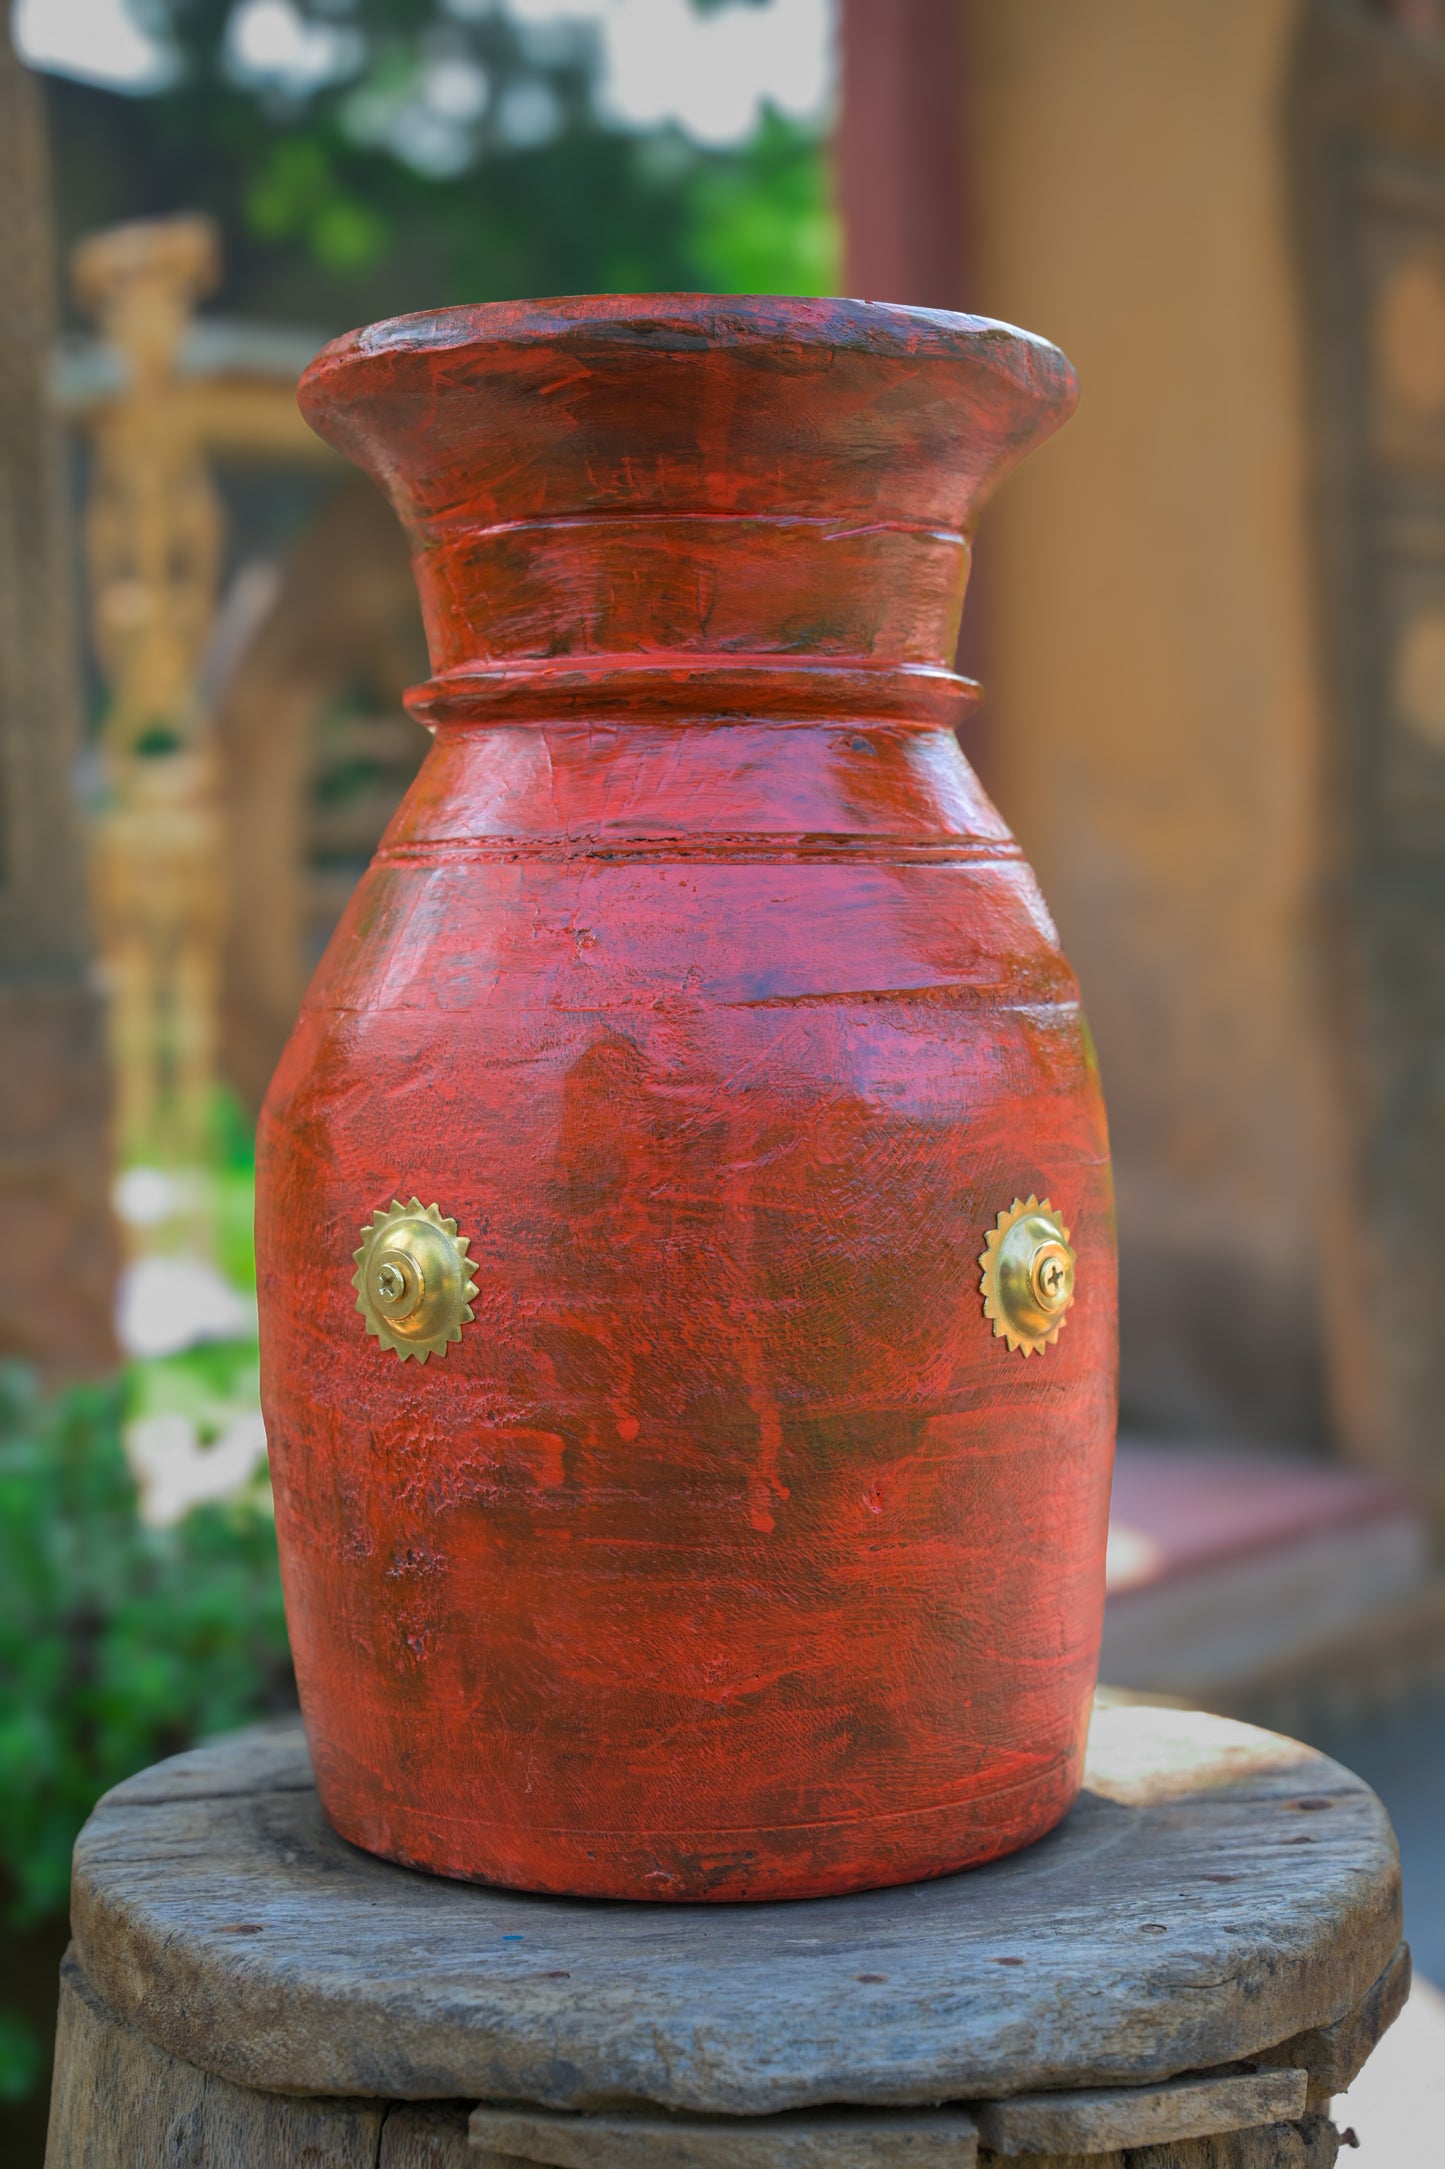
{"left": 70, "top": 1700, "right": 1400, "bottom": 2115}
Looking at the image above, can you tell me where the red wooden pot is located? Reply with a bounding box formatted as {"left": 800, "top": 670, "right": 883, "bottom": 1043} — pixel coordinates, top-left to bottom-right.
{"left": 258, "top": 296, "right": 1116, "bottom": 1902}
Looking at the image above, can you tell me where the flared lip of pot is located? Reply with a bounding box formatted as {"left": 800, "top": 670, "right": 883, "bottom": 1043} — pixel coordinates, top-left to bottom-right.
{"left": 297, "top": 292, "right": 1078, "bottom": 463}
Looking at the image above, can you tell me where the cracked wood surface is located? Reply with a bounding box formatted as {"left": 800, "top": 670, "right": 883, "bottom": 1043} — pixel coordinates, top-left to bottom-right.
{"left": 467, "top": 2105, "right": 980, "bottom": 2169}
{"left": 65, "top": 1703, "right": 1401, "bottom": 2115}
{"left": 972, "top": 2073, "right": 1307, "bottom": 2157}
{"left": 39, "top": 1965, "right": 1343, "bottom": 2169}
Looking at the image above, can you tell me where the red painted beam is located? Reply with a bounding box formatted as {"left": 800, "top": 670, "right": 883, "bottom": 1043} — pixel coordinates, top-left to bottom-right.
{"left": 837, "top": 0, "right": 969, "bottom": 310}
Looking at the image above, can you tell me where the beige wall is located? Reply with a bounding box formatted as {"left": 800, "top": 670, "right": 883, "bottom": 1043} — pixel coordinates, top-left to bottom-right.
{"left": 965, "top": 0, "right": 1327, "bottom": 1442}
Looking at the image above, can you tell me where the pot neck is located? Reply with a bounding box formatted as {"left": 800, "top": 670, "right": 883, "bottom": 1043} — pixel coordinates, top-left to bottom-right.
{"left": 298, "top": 297, "right": 1077, "bottom": 716}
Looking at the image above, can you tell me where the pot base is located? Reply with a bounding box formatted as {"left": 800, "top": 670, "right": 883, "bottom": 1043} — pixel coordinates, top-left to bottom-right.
{"left": 313, "top": 1750, "right": 1084, "bottom": 1903}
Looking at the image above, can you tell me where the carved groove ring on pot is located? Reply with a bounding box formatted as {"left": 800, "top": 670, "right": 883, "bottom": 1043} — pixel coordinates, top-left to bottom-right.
{"left": 353, "top": 1197, "right": 478, "bottom": 1362}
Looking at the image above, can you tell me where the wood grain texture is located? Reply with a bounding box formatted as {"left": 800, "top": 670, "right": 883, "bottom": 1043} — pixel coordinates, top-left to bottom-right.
{"left": 381, "top": 2104, "right": 476, "bottom": 2167}
{"left": 975, "top": 2119, "right": 1340, "bottom": 2169}
{"left": 1257, "top": 1939, "right": 1410, "bottom": 2110}
{"left": 973, "top": 2073, "right": 1306, "bottom": 2157}
{"left": 40, "top": 1964, "right": 1341, "bottom": 2169}
{"left": 44, "top": 1952, "right": 385, "bottom": 2168}
{"left": 68, "top": 1705, "right": 1401, "bottom": 2114}
{"left": 258, "top": 295, "right": 1115, "bottom": 1904}
{"left": 468, "top": 2105, "right": 978, "bottom": 2169}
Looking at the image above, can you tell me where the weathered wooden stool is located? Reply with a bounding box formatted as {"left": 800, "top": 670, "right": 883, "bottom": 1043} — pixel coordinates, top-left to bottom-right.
{"left": 45, "top": 1701, "right": 1408, "bottom": 2168}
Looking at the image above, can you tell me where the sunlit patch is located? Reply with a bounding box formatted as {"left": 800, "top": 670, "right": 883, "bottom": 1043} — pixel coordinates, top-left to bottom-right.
{"left": 1105, "top": 1521, "right": 1167, "bottom": 1593}
{"left": 1086, "top": 1699, "right": 1322, "bottom": 1806}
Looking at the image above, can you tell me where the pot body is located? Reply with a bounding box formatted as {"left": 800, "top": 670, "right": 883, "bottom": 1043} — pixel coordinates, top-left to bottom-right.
{"left": 258, "top": 298, "right": 1117, "bottom": 1900}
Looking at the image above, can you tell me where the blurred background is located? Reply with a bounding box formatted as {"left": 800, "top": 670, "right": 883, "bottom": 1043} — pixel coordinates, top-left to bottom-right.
{"left": 1, "top": 0, "right": 1444, "bottom": 2157}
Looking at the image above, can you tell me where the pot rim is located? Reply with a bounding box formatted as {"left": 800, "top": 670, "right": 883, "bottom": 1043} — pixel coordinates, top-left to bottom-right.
{"left": 298, "top": 291, "right": 1076, "bottom": 421}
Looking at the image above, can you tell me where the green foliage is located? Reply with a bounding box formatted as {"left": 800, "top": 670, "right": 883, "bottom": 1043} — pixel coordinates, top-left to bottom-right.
{"left": 127, "top": 1337, "right": 263, "bottom": 1445}
{"left": 0, "top": 2010, "right": 42, "bottom": 2106}
{"left": 47, "top": 1, "right": 838, "bottom": 329}
{"left": 0, "top": 1361, "right": 288, "bottom": 2094}
{"left": 212, "top": 1089, "right": 261, "bottom": 1294}
{"left": 245, "top": 134, "right": 392, "bottom": 274}
{"left": 686, "top": 109, "right": 838, "bottom": 299}
{"left": 0, "top": 1364, "right": 290, "bottom": 1929}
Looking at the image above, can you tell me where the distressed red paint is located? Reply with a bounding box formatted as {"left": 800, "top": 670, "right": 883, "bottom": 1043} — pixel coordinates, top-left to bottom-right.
{"left": 257, "top": 297, "right": 1117, "bottom": 1902}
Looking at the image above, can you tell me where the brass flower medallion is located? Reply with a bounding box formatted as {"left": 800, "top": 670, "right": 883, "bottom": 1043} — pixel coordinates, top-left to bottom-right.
{"left": 353, "top": 1197, "right": 477, "bottom": 1362}
{"left": 979, "top": 1195, "right": 1076, "bottom": 1357}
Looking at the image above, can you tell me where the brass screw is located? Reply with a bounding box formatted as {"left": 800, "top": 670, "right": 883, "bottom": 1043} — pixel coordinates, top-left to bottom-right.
{"left": 1030, "top": 1240, "right": 1073, "bottom": 1314}
{"left": 374, "top": 1257, "right": 415, "bottom": 1310}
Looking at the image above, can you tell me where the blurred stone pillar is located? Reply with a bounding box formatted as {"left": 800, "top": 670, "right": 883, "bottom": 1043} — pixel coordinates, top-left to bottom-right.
{"left": 0, "top": 22, "right": 118, "bottom": 1375}
{"left": 964, "top": 0, "right": 1330, "bottom": 1454}
{"left": 1290, "top": 0, "right": 1445, "bottom": 1514}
